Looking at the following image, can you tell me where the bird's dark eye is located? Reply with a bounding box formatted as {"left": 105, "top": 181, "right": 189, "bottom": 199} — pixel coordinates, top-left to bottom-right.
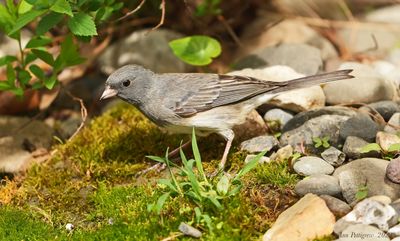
{"left": 122, "top": 80, "right": 131, "bottom": 87}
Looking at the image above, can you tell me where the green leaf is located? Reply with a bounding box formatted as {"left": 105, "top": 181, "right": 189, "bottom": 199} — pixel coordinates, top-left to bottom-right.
{"left": 169, "top": 35, "right": 221, "bottom": 66}
{"left": 18, "top": 0, "right": 33, "bottom": 14}
{"left": 10, "top": 87, "right": 24, "bottom": 96}
{"left": 50, "top": 0, "right": 73, "bottom": 16}
{"left": 155, "top": 192, "right": 170, "bottom": 215}
{"left": 0, "top": 81, "right": 12, "bottom": 90}
{"left": 157, "top": 179, "right": 178, "bottom": 193}
{"left": 0, "top": 4, "right": 16, "bottom": 33}
{"left": 355, "top": 186, "right": 368, "bottom": 201}
{"left": 32, "top": 49, "right": 54, "bottom": 65}
{"left": 25, "top": 52, "right": 38, "bottom": 65}
{"left": 36, "top": 12, "right": 63, "bottom": 35}
{"left": 26, "top": 36, "right": 52, "bottom": 48}
{"left": 9, "top": 9, "right": 46, "bottom": 35}
{"left": 18, "top": 69, "right": 31, "bottom": 85}
{"left": 6, "top": 0, "right": 18, "bottom": 16}
{"left": 6, "top": 64, "right": 16, "bottom": 84}
{"left": 146, "top": 155, "right": 166, "bottom": 164}
{"left": 216, "top": 174, "right": 230, "bottom": 196}
{"left": 29, "top": 64, "right": 45, "bottom": 79}
{"left": 67, "top": 13, "right": 97, "bottom": 36}
{"left": 360, "top": 143, "right": 382, "bottom": 153}
{"left": 0, "top": 56, "right": 17, "bottom": 66}
{"left": 388, "top": 143, "right": 400, "bottom": 152}
{"left": 44, "top": 74, "right": 57, "bottom": 89}
{"left": 58, "top": 35, "right": 84, "bottom": 67}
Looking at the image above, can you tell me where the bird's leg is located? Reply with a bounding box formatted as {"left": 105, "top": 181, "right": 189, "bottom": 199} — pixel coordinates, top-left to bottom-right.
{"left": 209, "top": 130, "right": 235, "bottom": 177}
{"left": 135, "top": 139, "right": 192, "bottom": 177}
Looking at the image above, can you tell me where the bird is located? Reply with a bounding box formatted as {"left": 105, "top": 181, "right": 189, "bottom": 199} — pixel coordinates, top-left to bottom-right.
{"left": 100, "top": 65, "right": 353, "bottom": 170}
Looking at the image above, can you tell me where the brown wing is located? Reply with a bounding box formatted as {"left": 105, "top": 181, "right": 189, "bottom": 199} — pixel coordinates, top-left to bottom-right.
{"left": 171, "top": 74, "right": 284, "bottom": 117}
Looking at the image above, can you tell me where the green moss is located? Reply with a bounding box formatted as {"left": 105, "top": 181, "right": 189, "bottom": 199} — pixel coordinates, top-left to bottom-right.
{"left": 251, "top": 160, "right": 300, "bottom": 188}
{"left": 1, "top": 103, "right": 300, "bottom": 240}
{"left": 0, "top": 207, "right": 64, "bottom": 240}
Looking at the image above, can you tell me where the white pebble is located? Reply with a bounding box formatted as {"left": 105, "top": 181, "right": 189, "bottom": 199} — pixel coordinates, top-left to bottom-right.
{"left": 65, "top": 223, "right": 74, "bottom": 231}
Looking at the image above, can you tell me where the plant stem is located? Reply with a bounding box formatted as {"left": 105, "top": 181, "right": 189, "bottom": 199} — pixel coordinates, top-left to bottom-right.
{"left": 18, "top": 38, "right": 25, "bottom": 68}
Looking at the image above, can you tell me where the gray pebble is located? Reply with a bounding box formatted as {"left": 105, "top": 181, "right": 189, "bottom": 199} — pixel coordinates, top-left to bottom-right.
{"left": 295, "top": 174, "right": 341, "bottom": 197}
{"left": 387, "top": 158, "right": 400, "bottom": 184}
{"left": 293, "top": 156, "right": 334, "bottom": 176}
{"left": 321, "top": 146, "right": 346, "bottom": 167}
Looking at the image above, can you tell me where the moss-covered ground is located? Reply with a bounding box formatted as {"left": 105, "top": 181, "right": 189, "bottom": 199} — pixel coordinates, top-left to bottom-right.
{"left": 0, "top": 103, "right": 309, "bottom": 240}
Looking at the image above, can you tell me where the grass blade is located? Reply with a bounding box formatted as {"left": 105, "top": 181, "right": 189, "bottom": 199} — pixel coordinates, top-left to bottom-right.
{"left": 234, "top": 150, "right": 266, "bottom": 181}
{"left": 192, "top": 128, "right": 208, "bottom": 183}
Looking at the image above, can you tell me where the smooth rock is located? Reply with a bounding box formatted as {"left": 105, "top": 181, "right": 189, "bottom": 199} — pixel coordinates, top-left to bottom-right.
{"left": 372, "top": 60, "right": 400, "bottom": 87}
{"left": 365, "top": 4, "right": 400, "bottom": 24}
{"left": 229, "top": 65, "right": 327, "bottom": 112}
{"left": 320, "top": 195, "right": 352, "bottom": 218}
{"left": 388, "top": 48, "right": 400, "bottom": 67}
{"left": 343, "top": 136, "right": 380, "bottom": 160}
{"left": 368, "top": 195, "right": 392, "bottom": 205}
{"left": 387, "top": 158, "right": 400, "bottom": 184}
{"left": 359, "top": 101, "right": 400, "bottom": 121}
{"left": 384, "top": 112, "right": 400, "bottom": 134}
{"left": 337, "top": 198, "right": 397, "bottom": 231}
{"left": 238, "top": 18, "right": 337, "bottom": 61}
{"left": 0, "top": 116, "right": 53, "bottom": 173}
{"left": 239, "top": 135, "right": 279, "bottom": 153}
{"left": 337, "top": 224, "right": 390, "bottom": 241}
{"left": 244, "top": 154, "right": 271, "bottom": 164}
{"left": 263, "top": 108, "right": 294, "bottom": 128}
{"left": 263, "top": 193, "right": 335, "bottom": 241}
{"left": 295, "top": 174, "right": 341, "bottom": 197}
{"left": 98, "top": 29, "right": 193, "bottom": 75}
{"left": 339, "top": 114, "right": 380, "bottom": 143}
{"left": 334, "top": 158, "right": 400, "bottom": 203}
{"left": 235, "top": 44, "right": 322, "bottom": 75}
{"left": 233, "top": 110, "right": 268, "bottom": 142}
{"left": 323, "top": 62, "right": 396, "bottom": 105}
{"left": 178, "top": 222, "right": 202, "bottom": 238}
{"left": 282, "top": 106, "right": 357, "bottom": 132}
{"left": 270, "top": 145, "right": 293, "bottom": 162}
{"left": 293, "top": 156, "right": 334, "bottom": 176}
{"left": 281, "top": 114, "right": 350, "bottom": 153}
{"left": 376, "top": 131, "right": 400, "bottom": 152}
{"left": 338, "top": 25, "right": 400, "bottom": 55}
{"left": 321, "top": 146, "right": 346, "bottom": 167}
{"left": 388, "top": 224, "right": 400, "bottom": 238}
{"left": 336, "top": 169, "right": 367, "bottom": 205}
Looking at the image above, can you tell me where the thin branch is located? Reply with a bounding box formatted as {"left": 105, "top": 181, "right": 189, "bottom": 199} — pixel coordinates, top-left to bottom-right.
{"left": 65, "top": 90, "right": 87, "bottom": 140}
{"left": 296, "top": 16, "right": 400, "bottom": 32}
{"left": 115, "top": 0, "right": 146, "bottom": 23}
{"left": 152, "top": 0, "right": 165, "bottom": 31}
{"left": 217, "top": 15, "right": 242, "bottom": 47}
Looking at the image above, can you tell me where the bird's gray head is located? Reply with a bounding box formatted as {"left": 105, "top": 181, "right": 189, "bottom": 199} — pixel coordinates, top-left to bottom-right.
{"left": 100, "top": 65, "right": 154, "bottom": 103}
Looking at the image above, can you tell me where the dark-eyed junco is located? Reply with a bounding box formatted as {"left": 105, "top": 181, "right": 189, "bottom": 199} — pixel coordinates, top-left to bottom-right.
{"left": 101, "top": 65, "right": 353, "bottom": 169}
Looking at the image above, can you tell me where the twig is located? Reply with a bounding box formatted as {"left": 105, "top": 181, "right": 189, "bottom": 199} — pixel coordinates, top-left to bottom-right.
{"left": 217, "top": 15, "right": 242, "bottom": 47}
{"left": 161, "top": 233, "right": 184, "bottom": 241}
{"left": 296, "top": 16, "right": 400, "bottom": 32}
{"left": 115, "top": 0, "right": 146, "bottom": 23}
{"left": 65, "top": 90, "right": 87, "bottom": 140}
{"left": 152, "top": 0, "right": 165, "bottom": 31}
